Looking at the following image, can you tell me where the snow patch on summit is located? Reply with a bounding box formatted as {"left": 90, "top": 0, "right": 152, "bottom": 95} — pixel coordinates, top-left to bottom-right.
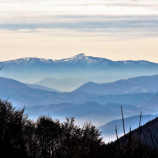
{"left": 59, "top": 53, "right": 102, "bottom": 64}
{"left": 4, "top": 57, "right": 54, "bottom": 64}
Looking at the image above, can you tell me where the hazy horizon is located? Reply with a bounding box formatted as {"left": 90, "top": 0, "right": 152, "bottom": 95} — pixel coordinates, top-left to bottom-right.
{"left": 1, "top": 52, "right": 158, "bottom": 64}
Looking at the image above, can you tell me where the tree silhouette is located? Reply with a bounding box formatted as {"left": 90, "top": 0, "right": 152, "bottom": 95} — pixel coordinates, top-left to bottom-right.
{"left": 0, "top": 100, "right": 27, "bottom": 158}
{"left": 1, "top": 99, "right": 158, "bottom": 158}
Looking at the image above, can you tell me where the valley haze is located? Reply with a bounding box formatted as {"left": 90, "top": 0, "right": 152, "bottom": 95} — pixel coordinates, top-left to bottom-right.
{"left": 0, "top": 54, "right": 158, "bottom": 133}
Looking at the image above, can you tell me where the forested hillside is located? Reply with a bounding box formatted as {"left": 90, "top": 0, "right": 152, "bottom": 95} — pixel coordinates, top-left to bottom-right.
{"left": 1, "top": 99, "right": 158, "bottom": 158}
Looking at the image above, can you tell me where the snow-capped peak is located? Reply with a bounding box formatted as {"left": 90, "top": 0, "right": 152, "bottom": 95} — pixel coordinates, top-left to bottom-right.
{"left": 73, "top": 53, "right": 86, "bottom": 59}
{"left": 4, "top": 57, "right": 54, "bottom": 64}
{"left": 2, "top": 53, "right": 112, "bottom": 65}
{"left": 56, "top": 53, "right": 111, "bottom": 64}
{"left": 60, "top": 53, "right": 96, "bottom": 63}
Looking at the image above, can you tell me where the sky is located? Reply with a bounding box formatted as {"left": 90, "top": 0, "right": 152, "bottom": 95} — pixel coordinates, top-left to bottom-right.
{"left": 0, "top": 0, "right": 158, "bottom": 62}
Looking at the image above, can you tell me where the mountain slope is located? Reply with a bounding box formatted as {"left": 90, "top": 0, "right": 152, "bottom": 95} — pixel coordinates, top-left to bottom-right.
{"left": 75, "top": 74, "right": 158, "bottom": 95}
{"left": 119, "top": 117, "right": 158, "bottom": 150}
{"left": 0, "top": 77, "right": 60, "bottom": 106}
{"left": 99, "top": 114, "right": 158, "bottom": 138}
{"left": 26, "top": 83, "right": 59, "bottom": 92}
{"left": 84, "top": 93, "right": 154, "bottom": 106}
{"left": 0, "top": 77, "right": 98, "bottom": 107}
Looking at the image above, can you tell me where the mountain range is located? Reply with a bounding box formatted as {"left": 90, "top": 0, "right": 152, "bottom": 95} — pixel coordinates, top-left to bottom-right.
{"left": 1, "top": 53, "right": 158, "bottom": 91}
{"left": 0, "top": 76, "right": 157, "bottom": 108}
{"left": 0, "top": 75, "right": 158, "bottom": 126}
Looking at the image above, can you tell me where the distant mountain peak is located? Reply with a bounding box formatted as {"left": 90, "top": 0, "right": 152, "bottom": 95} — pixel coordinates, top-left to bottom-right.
{"left": 60, "top": 53, "right": 109, "bottom": 64}
{"left": 4, "top": 57, "right": 54, "bottom": 64}
{"left": 59, "top": 53, "right": 95, "bottom": 63}
{"left": 73, "top": 53, "right": 86, "bottom": 59}
{"left": 63, "top": 53, "right": 87, "bottom": 61}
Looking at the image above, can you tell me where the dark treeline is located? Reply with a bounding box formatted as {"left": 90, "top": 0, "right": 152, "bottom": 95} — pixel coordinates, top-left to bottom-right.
{"left": 0, "top": 99, "right": 158, "bottom": 158}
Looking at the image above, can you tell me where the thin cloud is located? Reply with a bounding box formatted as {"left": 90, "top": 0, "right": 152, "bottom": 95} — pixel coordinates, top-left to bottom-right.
{"left": 0, "top": 16, "right": 158, "bottom": 31}
{"left": 0, "top": 0, "right": 158, "bottom": 40}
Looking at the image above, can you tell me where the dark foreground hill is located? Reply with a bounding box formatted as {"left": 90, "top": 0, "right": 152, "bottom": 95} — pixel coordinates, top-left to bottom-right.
{"left": 102, "top": 116, "right": 158, "bottom": 158}
{"left": 99, "top": 114, "right": 158, "bottom": 138}
{"left": 127, "top": 117, "right": 158, "bottom": 149}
